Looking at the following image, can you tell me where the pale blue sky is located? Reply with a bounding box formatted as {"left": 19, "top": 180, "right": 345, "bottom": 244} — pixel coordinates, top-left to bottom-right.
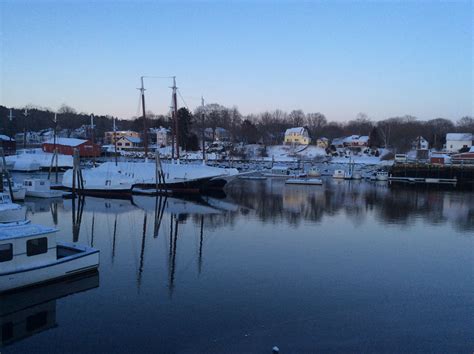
{"left": 1, "top": 0, "right": 472, "bottom": 121}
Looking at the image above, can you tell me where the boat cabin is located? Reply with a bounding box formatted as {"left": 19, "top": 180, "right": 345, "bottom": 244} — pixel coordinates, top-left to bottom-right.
{"left": 0, "top": 223, "right": 58, "bottom": 275}
{"left": 270, "top": 166, "right": 289, "bottom": 175}
{"left": 23, "top": 179, "right": 51, "bottom": 193}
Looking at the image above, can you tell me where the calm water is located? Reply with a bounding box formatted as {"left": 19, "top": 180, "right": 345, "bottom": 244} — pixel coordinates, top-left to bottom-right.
{"left": 3, "top": 179, "right": 473, "bottom": 353}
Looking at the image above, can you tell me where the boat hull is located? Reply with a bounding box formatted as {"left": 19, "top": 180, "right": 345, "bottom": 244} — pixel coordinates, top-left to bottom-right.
{"left": 25, "top": 190, "right": 65, "bottom": 199}
{"left": 0, "top": 244, "right": 99, "bottom": 293}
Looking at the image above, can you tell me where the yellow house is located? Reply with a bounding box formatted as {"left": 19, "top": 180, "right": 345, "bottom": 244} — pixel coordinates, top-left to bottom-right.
{"left": 284, "top": 127, "right": 311, "bottom": 145}
{"left": 104, "top": 130, "right": 140, "bottom": 145}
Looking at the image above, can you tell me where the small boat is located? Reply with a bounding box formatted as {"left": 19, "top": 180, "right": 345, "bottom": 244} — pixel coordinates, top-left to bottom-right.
{"left": 263, "top": 166, "right": 290, "bottom": 178}
{"left": 285, "top": 178, "right": 323, "bottom": 185}
{"left": 332, "top": 169, "right": 345, "bottom": 179}
{"left": 376, "top": 171, "right": 389, "bottom": 181}
{"left": 3, "top": 179, "right": 26, "bottom": 201}
{"left": 352, "top": 172, "right": 362, "bottom": 180}
{"left": 307, "top": 167, "right": 321, "bottom": 177}
{"left": 0, "top": 221, "right": 100, "bottom": 293}
{"left": 23, "top": 179, "right": 65, "bottom": 198}
{"left": 0, "top": 193, "right": 26, "bottom": 224}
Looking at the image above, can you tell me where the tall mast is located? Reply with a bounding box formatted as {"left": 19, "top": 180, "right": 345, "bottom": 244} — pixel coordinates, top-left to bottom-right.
{"left": 201, "top": 96, "right": 205, "bottom": 162}
{"left": 172, "top": 76, "right": 179, "bottom": 159}
{"left": 54, "top": 113, "right": 58, "bottom": 183}
{"left": 90, "top": 114, "right": 96, "bottom": 167}
{"left": 140, "top": 76, "right": 148, "bottom": 158}
{"left": 22, "top": 108, "right": 29, "bottom": 149}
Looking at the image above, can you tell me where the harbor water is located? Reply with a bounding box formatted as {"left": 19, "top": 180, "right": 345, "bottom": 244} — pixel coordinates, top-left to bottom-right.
{"left": 3, "top": 178, "right": 473, "bottom": 353}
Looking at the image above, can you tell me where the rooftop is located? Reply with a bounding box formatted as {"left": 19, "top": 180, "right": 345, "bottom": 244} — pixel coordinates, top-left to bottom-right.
{"left": 44, "top": 137, "right": 88, "bottom": 146}
{"left": 0, "top": 222, "right": 57, "bottom": 240}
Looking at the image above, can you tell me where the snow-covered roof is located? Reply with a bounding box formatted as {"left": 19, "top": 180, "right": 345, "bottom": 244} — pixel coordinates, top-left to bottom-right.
{"left": 0, "top": 222, "right": 57, "bottom": 240}
{"left": 446, "top": 133, "right": 473, "bottom": 141}
{"left": 44, "top": 137, "right": 88, "bottom": 146}
{"left": 343, "top": 135, "right": 369, "bottom": 143}
{"left": 285, "top": 127, "right": 306, "bottom": 135}
{"left": 0, "top": 135, "right": 14, "bottom": 141}
{"left": 122, "top": 136, "right": 141, "bottom": 144}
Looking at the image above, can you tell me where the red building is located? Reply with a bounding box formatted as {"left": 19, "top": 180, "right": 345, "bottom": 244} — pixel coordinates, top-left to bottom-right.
{"left": 42, "top": 138, "right": 100, "bottom": 157}
{"left": 0, "top": 135, "right": 16, "bottom": 156}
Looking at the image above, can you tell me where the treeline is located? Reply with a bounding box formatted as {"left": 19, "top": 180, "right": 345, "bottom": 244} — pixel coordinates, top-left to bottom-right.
{"left": 1, "top": 104, "right": 473, "bottom": 153}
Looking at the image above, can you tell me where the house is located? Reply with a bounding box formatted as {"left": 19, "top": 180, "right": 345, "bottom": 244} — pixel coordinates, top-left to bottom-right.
{"left": 412, "top": 136, "right": 429, "bottom": 150}
{"left": 104, "top": 130, "right": 140, "bottom": 145}
{"left": 42, "top": 138, "right": 100, "bottom": 157}
{"left": 445, "top": 133, "right": 472, "bottom": 152}
{"left": 343, "top": 135, "right": 369, "bottom": 148}
{"left": 204, "top": 127, "right": 230, "bottom": 141}
{"left": 284, "top": 127, "right": 311, "bottom": 145}
{"left": 115, "top": 136, "right": 142, "bottom": 150}
{"left": 316, "top": 137, "right": 329, "bottom": 149}
{"left": 0, "top": 135, "right": 16, "bottom": 156}
{"left": 331, "top": 137, "right": 345, "bottom": 149}
{"left": 154, "top": 127, "right": 171, "bottom": 147}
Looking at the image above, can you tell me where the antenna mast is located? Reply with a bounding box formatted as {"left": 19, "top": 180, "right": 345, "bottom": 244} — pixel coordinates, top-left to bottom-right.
{"left": 201, "top": 96, "right": 205, "bottom": 162}
{"left": 8, "top": 109, "right": 14, "bottom": 142}
{"left": 172, "top": 76, "right": 179, "bottom": 159}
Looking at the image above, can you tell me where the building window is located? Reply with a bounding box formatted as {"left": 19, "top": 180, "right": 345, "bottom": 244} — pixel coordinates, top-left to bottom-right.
{"left": 0, "top": 243, "right": 13, "bottom": 262}
{"left": 117, "top": 142, "right": 122, "bottom": 146}
{"left": 27, "top": 237, "right": 48, "bottom": 256}
{"left": 125, "top": 143, "right": 130, "bottom": 146}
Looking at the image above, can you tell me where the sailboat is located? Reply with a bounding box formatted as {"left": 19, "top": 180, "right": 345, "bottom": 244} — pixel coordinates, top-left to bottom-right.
{"left": 61, "top": 76, "right": 238, "bottom": 196}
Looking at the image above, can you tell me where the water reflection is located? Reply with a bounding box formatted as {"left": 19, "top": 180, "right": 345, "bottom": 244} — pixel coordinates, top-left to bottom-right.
{"left": 10, "top": 180, "right": 473, "bottom": 352}
{"left": 22, "top": 180, "right": 473, "bottom": 294}
{"left": 0, "top": 272, "right": 99, "bottom": 348}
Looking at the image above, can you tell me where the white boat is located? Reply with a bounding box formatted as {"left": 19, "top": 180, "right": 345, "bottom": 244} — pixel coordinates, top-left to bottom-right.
{"left": 23, "top": 179, "right": 65, "bottom": 198}
{"left": 263, "top": 166, "right": 290, "bottom": 178}
{"left": 376, "top": 171, "right": 389, "bottom": 181}
{"left": 332, "top": 169, "right": 345, "bottom": 179}
{"left": 62, "top": 161, "right": 239, "bottom": 195}
{"left": 5, "top": 149, "right": 73, "bottom": 171}
{"left": 307, "top": 167, "right": 321, "bottom": 177}
{"left": 285, "top": 178, "right": 323, "bottom": 185}
{"left": 352, "top": 172, "right": 362, "bottom": 180}
{"left": 0, "top": 221, "right": 99, "bottom": 293}
{"left": 3, "top": 180, "right": 26, "bottom": 201}
{"left": 0, "top": 193, "right": 26, "bottom": 223}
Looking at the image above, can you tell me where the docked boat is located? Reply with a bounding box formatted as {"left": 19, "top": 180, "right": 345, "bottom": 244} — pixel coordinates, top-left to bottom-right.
{"left": 62, "top": 161, "right": 239, "bottom": 196}
{"left": 285, "top": 178, "right": 323, "bottom": 185}
{"left": 332, "top": 169, "right": 346, "bottom": 179}
{"left": 0, "top": 193, "right": 26, "bottom": 223}
{"left": 3, "top": 179, "right": 26, "bottom": 201}
{"left": 352, "top": 172, "right": 362, "bottom": 180}
{"left": 0, "top": 221, "right": 100, "bottom": 292}
{"left": 263, "top": 166, "right": 290, "bottom": 178}
{"left": 307, "top": 167, "right": 321, "bottom": 177}
{"left": 376, "top": 171, "right": 389, "bottom": 181}
{"left": 23, "top": 179, "right": 66, "bottom": 198}
{"left": 5, "top": 149, "right": 73, "bottom": 172}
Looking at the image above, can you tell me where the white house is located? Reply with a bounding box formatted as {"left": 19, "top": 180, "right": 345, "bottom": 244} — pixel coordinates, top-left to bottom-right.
{"left": 284, "top": 127, "right": 311, "bottom": 145}
{"left": 445, "top": 133, "right": 472, "bottom": 152}
{"left": 115, "top": 136, "right": 142, "bottom": 150}
{"left": 343, "top": 135, "right": 369, "bottom": 147}
{"left": 154, "top": 127, "right": 171, "bottom": 147}
{"left": 412, "top": 136, "right": 429, "bottom": 150}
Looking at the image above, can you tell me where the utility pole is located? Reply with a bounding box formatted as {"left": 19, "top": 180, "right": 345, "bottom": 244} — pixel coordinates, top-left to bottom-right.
{"left": 139, "top": 76, "right": 148, "bottom": 158}
{"left": 172, "top": 76, "right": 179, "bottom": 160}
{"left": 8, "top": 109, "right": 14, "bottom": 142}
{"left": 201, "top": 96, "right": 206, "bottom": 162}
{"left": 113, "top": 117, "right": 118, "bottom": 166}
{"left": 22, "top": 108, "right": 29, "bottom": 149}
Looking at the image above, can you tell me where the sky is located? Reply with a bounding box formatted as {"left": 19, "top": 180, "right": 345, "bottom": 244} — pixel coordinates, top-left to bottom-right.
{"left": 0, "top": 0, "right": 472, "bottom": 121}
